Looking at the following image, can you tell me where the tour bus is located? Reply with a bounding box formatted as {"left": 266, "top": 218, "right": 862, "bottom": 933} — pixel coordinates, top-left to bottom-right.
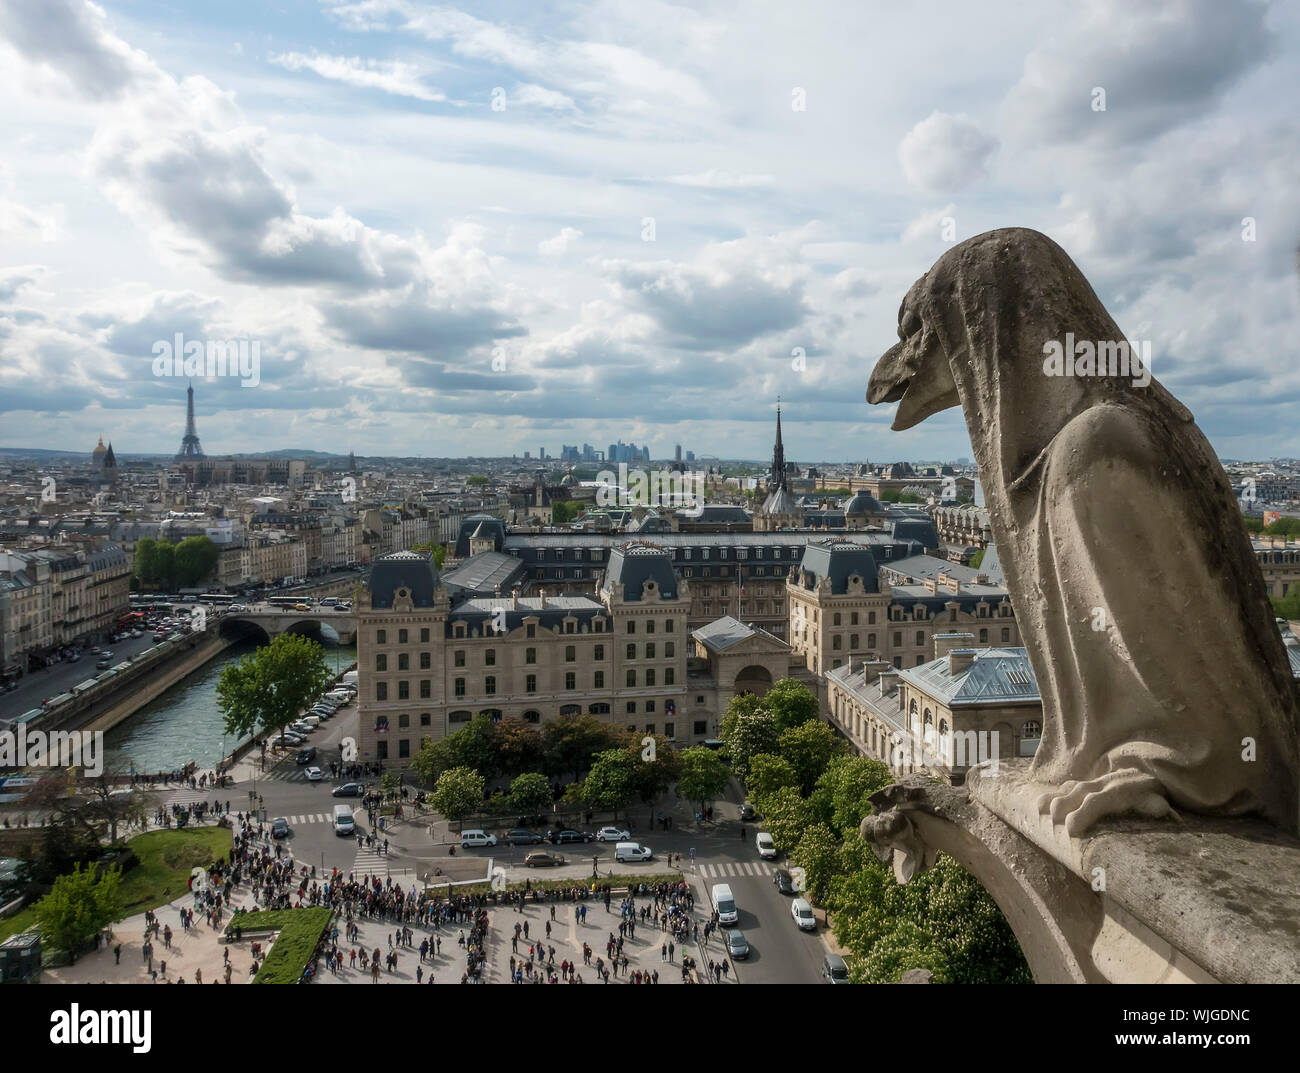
{"left": 198, "top": 594, "right": 234, "bottom": 606}
{"left": 268, "top": 595, "right": 310, "bottom": 609}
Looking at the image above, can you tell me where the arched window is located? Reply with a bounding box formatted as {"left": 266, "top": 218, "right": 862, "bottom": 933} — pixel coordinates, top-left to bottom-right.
{"left": 522, "top": 710, "right": 541, "bottom": 724}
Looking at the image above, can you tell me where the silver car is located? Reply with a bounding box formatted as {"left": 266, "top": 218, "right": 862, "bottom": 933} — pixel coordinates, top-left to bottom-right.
{"left": 726, "top": 928, "right": 750, "bottom": 960}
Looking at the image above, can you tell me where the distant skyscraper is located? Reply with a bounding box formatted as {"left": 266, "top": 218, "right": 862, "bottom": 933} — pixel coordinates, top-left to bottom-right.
{"left": 175, "top": 382, "right": 205, "bottom": 460}
{"left": 675, "top": 444, "right": 682, "bottom": 462}
{"left": 686, "top": 450, "right": 695, "bottom": 462}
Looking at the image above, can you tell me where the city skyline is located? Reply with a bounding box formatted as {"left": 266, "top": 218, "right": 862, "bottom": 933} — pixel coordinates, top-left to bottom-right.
{"left": 1, "top": 1, "right": 1298, "bottom": 461}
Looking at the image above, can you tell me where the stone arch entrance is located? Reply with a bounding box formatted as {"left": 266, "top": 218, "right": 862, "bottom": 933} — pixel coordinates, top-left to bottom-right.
{"left": 733, "top": 665, "right": 774, "bottom": 697}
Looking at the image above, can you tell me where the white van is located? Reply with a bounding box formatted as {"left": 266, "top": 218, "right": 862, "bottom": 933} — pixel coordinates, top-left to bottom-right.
{"left": 460, "top": 829, "right": 498, "bottom": 848}
{"left": 711, "top": 882, "right": 738, "bottom": 926}
{"left": 301, "top": 715, "right": 322, "bottom": 729}
{"left": 614, "top": 842, "right": 653, "bottom": 862}
{"left": 333, "top": 804, "right": 356, "bottom": 836}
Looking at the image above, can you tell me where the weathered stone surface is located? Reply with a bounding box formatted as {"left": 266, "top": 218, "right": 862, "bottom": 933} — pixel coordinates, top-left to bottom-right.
{"left": 867, "top": 228, "right": 1299, "bottom": 837}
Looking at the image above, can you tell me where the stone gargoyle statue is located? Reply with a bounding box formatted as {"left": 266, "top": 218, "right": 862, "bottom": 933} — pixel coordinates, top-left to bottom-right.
{"left": 867, "top": 227, "right": 1300, "bottom": 837}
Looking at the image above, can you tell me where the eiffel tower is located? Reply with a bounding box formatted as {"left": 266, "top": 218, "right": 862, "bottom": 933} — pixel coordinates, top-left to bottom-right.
{"left": 175, "top": 382, "right": 205, "bottom": 460}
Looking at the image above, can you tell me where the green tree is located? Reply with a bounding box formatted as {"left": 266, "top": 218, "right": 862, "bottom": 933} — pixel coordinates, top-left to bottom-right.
{"left": 778, "top": 719, "right": 845, "bottom": 795}
{"left": 720, "top": 709, "right": 779, "bottom": 785}
{"left": 808, "top": 754, "right": 894, "bottom": 836}
{"left": 542, "top": 713, "right": 624, "bottom": 780}
{"left": 676, "top": 747, "right": 730, "bottom": 813}
{"left": 968, "top": 548, "right": 985, "bottom": 569}
{"left": 507, "top": 771, "right": 553, "bottom": 814}
{"left": 465, "top": 475, "right": 490, "bottom": 487}
{"left": 430, "top": 766, "right": 485, "bottom": 822}
{"left": 790, "top": 822, "right": 842, "bottom": 902}
{"left": 153, "top": 540, "right": 176, "bottom": 588}
{"left": 746, "top": 753, "right": 799, "bottom": 809}
{"left": 581, "top": 748, "right": 638, "bottom": 818}
{"left": 1272, "top": 589, "right": 1300, "bottom": 621}
{"left": 626, "top": 734, "right": 682, "bottom": 823}
{"left": 762, "top": 678, "right": 820, "bottom": 733}
{"left": 216, "top": 632, "right": 334, "bottom": 744}
{"left": 492, "top": 718, "right": 545, "bottom": 777}
{"left": 762, "top": 785, "right": 816, "bottom": 852}
{"left": 173, "top": 535, "right": 219, "bottom": 587}
{"left": 379, "top": 772, "right": 402, "bottom": 803}
{"left": 551, "top": 501, "right": 581, "bottom": 524}
{"left": 409, "top": 736, "right": 463, "bottom": 787}
{"left": 448, "top": 713, "right": 501, "bottom": 778}
{"left": 135, "top": 538, "right": 157, "bottom": 584}
{"left": 33, "top": 862, "right": 124, "bottom": 960}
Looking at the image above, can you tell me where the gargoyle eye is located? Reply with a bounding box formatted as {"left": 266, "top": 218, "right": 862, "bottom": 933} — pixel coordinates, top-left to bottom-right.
{"left": 898, "top": 304, "right": 922, "bottom": 340}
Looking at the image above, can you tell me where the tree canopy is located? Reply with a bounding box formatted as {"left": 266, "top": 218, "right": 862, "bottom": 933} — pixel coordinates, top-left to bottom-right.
{"left": 216, "top": 632, "right": 334, "bottom": 742}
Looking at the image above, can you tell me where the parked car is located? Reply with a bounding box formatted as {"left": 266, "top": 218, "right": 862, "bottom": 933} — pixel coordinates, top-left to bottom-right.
{"left": 460, "top": 830, "right": 498, "bottom": 849}
{"left": 505, "top": 829, "right": 543, "bottom": 845}
{"left": 290, "top": 721, "right": 314, "bottom": 734}
{"left": 524, "top": 851, "right": 566, "bottom": 867}
{"left": 791, "top": 898, "right": 816, "bottom": 931}
{"left": 332, "top": 783, "right": 364, "bottom": 797}
{"left": 595, "top": 826, "right": 631, "bottom": 842}
{"left": 550, "top": 829, "right": 593, "bottom": 845}
{"left": 304, "top": 766, "right": 324, "bottom": 782}
{"left": 822, "top": 954, "right": 850, "bottom": 984}
{"left": 279, "top": 732, "right": 305, "bottom": 747}
{"left": 271, "top": 817, "right": 290, "bottom": 838}
{"left": 739, "top": 803, "right": 757, "bottom": 821}
{"left": 773, "top": 868, "right": 795, "bottom": 895}
{"left": 756, "top": 832, "right": 777, "bottom": 860}
{"left": 726, "top": 928, "right": 750, "bottom": 960}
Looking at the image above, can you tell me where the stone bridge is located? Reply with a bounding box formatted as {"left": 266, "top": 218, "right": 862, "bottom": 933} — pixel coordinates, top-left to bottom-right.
{"left": 217, "top": 610, "right": 356, "bottom": 647}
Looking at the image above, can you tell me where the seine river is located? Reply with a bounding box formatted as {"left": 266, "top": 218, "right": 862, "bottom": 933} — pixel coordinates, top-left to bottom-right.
{"left": 102, "top": 634, "right": 355, "bottom": 774}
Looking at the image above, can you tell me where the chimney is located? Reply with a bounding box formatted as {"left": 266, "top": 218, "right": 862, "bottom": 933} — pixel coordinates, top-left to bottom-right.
{"left": 539, "top": 588, "right": 547, "bottom": 609}
{"left": 947, "top": 649, "right": 975, "bottom": 676}
{"left": 511, "top": 588, "right": 519, "bottom": 610}
{"left": 877, "top": 668, "right": 899, "bottom": 697}
{"left": 934, "top": 632, "right": 974, "bottom": 659}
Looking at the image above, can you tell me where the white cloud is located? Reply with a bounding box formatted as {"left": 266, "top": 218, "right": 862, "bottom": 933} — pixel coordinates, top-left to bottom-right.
{"left": 898, "top": 112, "right": 998, "bottom": 193}
{"left": 666, "top": 170, "right": 775, "bottom": 189}
{"left": 268, "top": 51, "right": 446, "bottom": 102}
{"left": 538, "top": 227, "right": 582, "bottom": 256}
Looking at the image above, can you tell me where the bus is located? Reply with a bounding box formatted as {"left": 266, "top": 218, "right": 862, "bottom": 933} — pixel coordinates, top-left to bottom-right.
{"left": 268, "top": 595, "right": 311, "bottom": 609}
{"left": 198, "top": 594, "right": 234, "bottom": 606}
{"left": 118, "top": 611, "right": 146, "bottom": 629}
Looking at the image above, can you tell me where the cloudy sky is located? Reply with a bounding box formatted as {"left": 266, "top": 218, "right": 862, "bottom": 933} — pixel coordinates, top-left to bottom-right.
{"left": 0, "top": 0, "right": 1297, "bottom": 462}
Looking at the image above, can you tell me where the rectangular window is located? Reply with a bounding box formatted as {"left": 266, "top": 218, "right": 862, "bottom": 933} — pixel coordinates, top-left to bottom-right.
{"left": 398, "top": 739, "right": 410, "bottom": 759}
{"left": 665, "top": 642, "right": 674, "bottom": 657}
{"left": 485, "top": 676, "right": 496, "bottom": 695}
{"left": 454, "top": 678, "right": 465, "bottom": 697}
{"left": 420, "top": 712, "right": 431, "bottom": 727}
{"left": 376, "top": 682, "right": 388, "bottom": 701}
{"left": 893, "top": 632, "right": 902, "bottom": 648}
{"left": 646, "top": 723, "right": 656, "bottom": 735}
{"left": 594, "top": 671, "right": 604, "bottom": 688}
{"left": 646, "top": 642, "right": 656, "bottom": 659}
{"left": 665, "top": 722, "right": 674, "bottom": 738}
{"left": 693, "top": 720, "right": 707, "bottom": 735}
{"left": 627, "top": 643, "right": 636, "bottom": 660}
{"left": 645, "top": 701, "right": 655, "bottom": 713}
{"left": 646, "top": 669, "right": 656, "bottom": 686}
{"left": 454, "top": 650, "right": 465, "bottom": 667}
{"left": 420, "top": 628, "right": 430, "bottom": 643}
{"left": 376, "top": 629, "right": 386, "bottom": 644}
{"left": 419, "top": 680, "right": 430, "bottom": 699}
{"left": 526, "top": 674, "right": 537, "bottom": 693}
{"left": 626, "top": 670, "right": 636, "bottom": 687}
{"left": 398, "top": 628, "right": 408, "bottom": 644}
{"left": 565, "top": 672, "right": 576, "bottom": 690}
{"left": 646, "top": 620, "right": 655, "bottom": 634}
{"left": 868, "top": 612, "right": 876, "bottom": 625}
{"left": 375, "top": 654, "right": 387, "bottom": 672}
{"left": 916, "top": 631, "right": 925, "bottom": 648}
{"left": 398, "top": 713, "right": 410, "bottom": 729}
{"left": 398, "top": 681, "right": 409, "bottom": 700}
{"left": 485, "top": 649, "right": 496, "bottom": 666}
{"left": 398, "top": 653, "right": 409, "bottom": 671}
{"left": 377, "top": 740, "right": 388, "bottom": 760}
{"left": 594, "top": 644, "right": 604, "bottom": 661}
{"left": 527, "top": 624, "right": 536, "bottom": 638}
{"left": 626, "top": 701, "right": 637, "bottom": 714}
{"left": 526, "top": 647, "right": 536, "bottom": 665}
{"left": 627, "top": 621, "right": 635, "bottom": 634}
{"left": 418, "top": 652, "right": 429, "bottom": 669}
{"left": 566, "top": 645, "right": 576, "bottom": 662}
{"left": 665, "top": 668, "right": 674, "bottom": 685}
{"left": 869, "top": 633, "right": 876, "bottom": 648}
{"left": 1002, "top": 628, "right": 1011, "bottom": 643}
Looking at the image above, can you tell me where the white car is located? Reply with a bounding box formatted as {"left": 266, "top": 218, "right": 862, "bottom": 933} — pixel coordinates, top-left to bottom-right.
{"left": 791, "top": 898, "right": 816, "bottom": 931}
{"left": 304, "top": 766, "right": 324, "bottom": 781}
{"left": 290, "top": 721, "right": 315, "bottom": 734}
{"left": 756, "top": 832, "right": 777, "bottom": 860}
{"left": 596, "top": 826, "right": 631, "bottom": 842}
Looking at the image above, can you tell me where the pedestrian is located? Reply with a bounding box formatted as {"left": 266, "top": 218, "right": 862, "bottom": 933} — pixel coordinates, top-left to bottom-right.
{"left": 113, "top": 944, "right": 121, "bottom": 964}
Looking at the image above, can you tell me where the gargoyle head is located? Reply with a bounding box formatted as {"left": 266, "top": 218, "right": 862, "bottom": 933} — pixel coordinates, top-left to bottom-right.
{"left": 866, "top": 274, "right": 959, "bottom": 431}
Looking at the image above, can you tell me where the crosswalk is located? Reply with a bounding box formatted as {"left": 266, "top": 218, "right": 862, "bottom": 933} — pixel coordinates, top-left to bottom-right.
{"left": 697, "top": 861, "right": 778, "bottom": 879}
{"left": 351, "top": 845, "right": 389, "bottom": 873}
{"left": 276, "top": 812, "right": 341, "bottom": 826}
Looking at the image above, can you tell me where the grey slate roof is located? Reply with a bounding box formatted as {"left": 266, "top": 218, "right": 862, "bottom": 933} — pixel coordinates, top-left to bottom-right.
{"left": 367, "top": 551, "right": 440, "bottom": 609}
{"left": 978, "top": 542, "right": 1006, "bottom": 585}
{"left": 603, "top": 543, "right": 679, "bottom": 601}
{"left": 888, "top": 517, "right": 940, "bottom": 548}
{"left": 795, "top": 540, "right": 881, "bottom": 594}
{"left": 845, "top": 491, "right": 883, "bottom": 515}
{"left": 899, "top": 647, "right": 1039, "bottom": 706}
{"left": 692, "top": 615, "right": 787, "bottom": 653}
{"left": 454, "top": 513, "right": 506, "bottom": 557}
{"left": 439, "top": 551, "right": 528, "bottom": 599}
{"left": 449, "top": 595, "right": 607, "bottom": 635}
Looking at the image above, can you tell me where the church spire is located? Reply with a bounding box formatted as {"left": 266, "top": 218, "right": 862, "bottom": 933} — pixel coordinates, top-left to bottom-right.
{"left": 770, "top": 400, "right": 787, "bottom": 492}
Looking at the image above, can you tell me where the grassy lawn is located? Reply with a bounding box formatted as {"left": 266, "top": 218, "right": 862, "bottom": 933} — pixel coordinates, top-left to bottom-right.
{"left": 0, "top": 827, "right": 232, "bottom": 944}
{"left": 236, "top": 907, "right": 332, "bottom": 985}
